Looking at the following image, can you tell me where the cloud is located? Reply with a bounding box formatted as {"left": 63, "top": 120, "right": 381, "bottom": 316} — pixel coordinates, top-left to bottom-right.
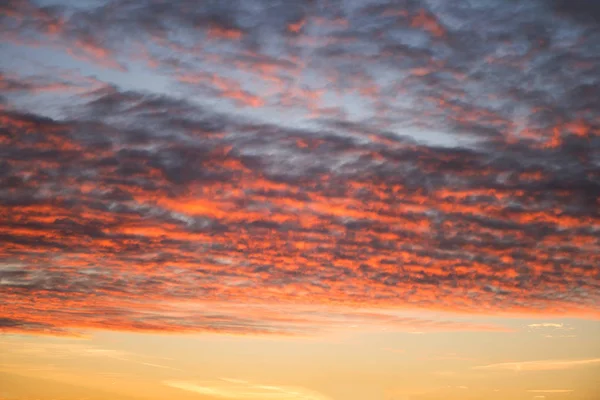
{"left": 528, "top": 323, "right": 565, "bottom": 328}
{"left": 527, "top": 390, "right": 574, "bottom": 393}
{"left": 1, "top": 0, "right": 599, "bottom": 337}
{"left": 473, "top": 358, "right": 600, "bottom": 372}
{"left": 164, "top": 379, "right": 333, "bottom": 400}
{"left": 528, "top": 322, "right": 577, "bottom": 338}
{"left": 0, "top": 298, "right": 512, "bottom": 337}
{"left": 1, "top": 80, "right": 599, "bottom": 336}
{"left": 0, "top": 338, "right": 183, "bottom": 371}
{"left": 543, "top": 334, "right": 576, "bottom": 339}
{"left": 550, "top": 0, "right": 600, "bottom": 26}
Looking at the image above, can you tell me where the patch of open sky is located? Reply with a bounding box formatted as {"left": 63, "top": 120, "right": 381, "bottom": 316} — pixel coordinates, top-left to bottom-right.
{"left": 2, "top": 37, "right": 474, "bottom": 150}
{"left": 2, "top": 43, "right": 172, "bottom": 117}
{"left": 34, "top": 0, "right": 108, "bottom": 9}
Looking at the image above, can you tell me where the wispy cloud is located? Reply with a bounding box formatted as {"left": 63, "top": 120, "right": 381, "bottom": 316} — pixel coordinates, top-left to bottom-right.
{"left": 0, "top": 339, "right": 183, "bottom": 372}
{"left": 474, "top": 358, "right": 600, "bottom": 372}
{"left": 164, "top": 378, "right": 333, "bottom": 400}
{"left": 0, "top": 297, "right": 513, "bottom": 337}
{"left": 527, "top": 390, "right": 574, "bottom": 393}
{"left": 527, "top": 322, "right": 577, "bottom": 339}
{"left": 528, "top": 323, "right": 565, "bottom": 329}
{"left": 543, "top": 334, "right": 577, "bottom": 339}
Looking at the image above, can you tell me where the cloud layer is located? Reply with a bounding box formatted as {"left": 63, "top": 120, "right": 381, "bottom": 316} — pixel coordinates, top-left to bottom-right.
{"left": 1, "top": 0, "right": 599, "bottom": 336}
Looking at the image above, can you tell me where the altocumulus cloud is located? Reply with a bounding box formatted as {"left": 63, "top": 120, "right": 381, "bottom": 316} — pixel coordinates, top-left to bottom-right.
{"left": 0, "top": 0, "right": 599, "bottom": 336}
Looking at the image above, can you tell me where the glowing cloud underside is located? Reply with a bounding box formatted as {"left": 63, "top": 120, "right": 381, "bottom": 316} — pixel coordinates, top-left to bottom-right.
{"left": 0, "top": 0, "right": 599, "bottom": 337}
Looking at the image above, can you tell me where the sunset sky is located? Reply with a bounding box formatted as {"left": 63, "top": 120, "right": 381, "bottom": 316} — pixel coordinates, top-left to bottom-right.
{"left": 1, "top": 0, "right": 600, "bottom": 399}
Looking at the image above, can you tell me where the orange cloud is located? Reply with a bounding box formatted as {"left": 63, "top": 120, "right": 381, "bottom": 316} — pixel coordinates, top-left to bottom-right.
{"left": 66, "top": 39, "right": 126, "bottom": 71}
{"left": 207, "top": 24, "right": 244, "bottom": 40}
{"left": 288, "top": 18, "right": 306, "bottom": 34}
{"left": 178, "top": 72, "right": 265, "bottom": 107}
{"left": 410, "top": 9, "right": 446, "bottom": 38}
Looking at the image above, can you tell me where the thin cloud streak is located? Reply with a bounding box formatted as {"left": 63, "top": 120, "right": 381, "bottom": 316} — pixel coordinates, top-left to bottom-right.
{"left": 528, "top": 323, "right": 565, "bottom": 328}
{"left": 0, "top": 339, "right": 184, "bottom": 372}
{"left": 473, "top": 358, "right": 600, "bottom": 372}
{"left": 164, "top": 379, "right": 333, "bottom": 400}
{"left": 527, "top": 390, "right": 574, "bottom": 393}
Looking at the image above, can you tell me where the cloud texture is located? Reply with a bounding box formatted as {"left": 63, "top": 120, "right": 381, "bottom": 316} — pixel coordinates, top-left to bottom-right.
{"left": 1, "top": 0, "right": 599, "bottom": 336}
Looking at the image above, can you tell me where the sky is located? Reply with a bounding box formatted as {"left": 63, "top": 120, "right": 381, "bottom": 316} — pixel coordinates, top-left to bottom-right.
{"left": 0, "top": 0, "right": 600, "bottom": 399}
